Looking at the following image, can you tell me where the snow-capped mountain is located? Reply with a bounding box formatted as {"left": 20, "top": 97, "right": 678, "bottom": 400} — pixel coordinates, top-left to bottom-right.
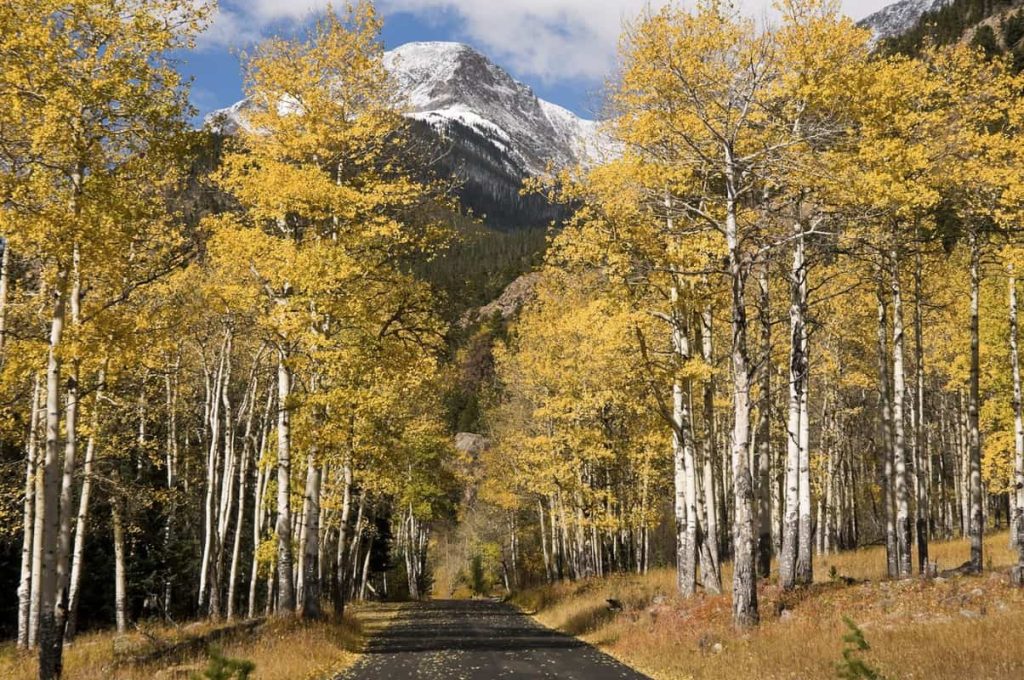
{"left": 207, "top": 42, "right": 605, "bottom": 228}
{"left": 858, "top": 0, "right": 951, "bottom": 42}
{"left": 382, "top": 42, "right": 602, "bottom": 176}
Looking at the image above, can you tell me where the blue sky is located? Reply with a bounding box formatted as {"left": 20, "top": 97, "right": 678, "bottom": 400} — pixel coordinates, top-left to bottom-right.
{"left": 180, "top": 1, "right": 892, "bottom": 123}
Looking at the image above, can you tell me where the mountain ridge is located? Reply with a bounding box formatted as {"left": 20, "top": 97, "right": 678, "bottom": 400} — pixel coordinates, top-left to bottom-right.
{"left": 858, "top": 0, "right": 951, "bottom": 42}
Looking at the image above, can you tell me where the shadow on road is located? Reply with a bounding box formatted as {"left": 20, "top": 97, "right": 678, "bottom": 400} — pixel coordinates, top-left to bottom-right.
{"left": 364, "top": 600, "right": 587, "bottom": 654}
{"left": 340, "top": 599, "right": 649, "bottom": 679}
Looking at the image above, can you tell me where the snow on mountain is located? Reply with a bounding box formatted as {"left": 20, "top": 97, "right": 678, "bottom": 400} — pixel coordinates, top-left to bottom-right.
{"left": 207, "top": 41, "right": 606, "bottom": 178}
{"left": 383, "top": 41, "right": 604, "bottom": 176}
{"left": 858, "top": 0, "right": 951, "bottom": 42}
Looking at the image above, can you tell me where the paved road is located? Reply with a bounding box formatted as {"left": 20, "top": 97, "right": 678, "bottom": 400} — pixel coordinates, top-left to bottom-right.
{"left": 338, "top": 599, "right": 650, "bottom": 679}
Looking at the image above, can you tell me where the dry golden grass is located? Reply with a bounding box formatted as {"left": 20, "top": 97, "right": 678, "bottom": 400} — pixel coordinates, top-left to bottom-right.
{"left": 515, "top": 532, "right": 1024, "bottom": 680}
{"left": 0, "top": 610, "right": 369, "bottom": 680}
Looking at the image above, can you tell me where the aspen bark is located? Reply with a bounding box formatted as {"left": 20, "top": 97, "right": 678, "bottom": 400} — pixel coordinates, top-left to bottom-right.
{"left": 672, "top": 376, "right": 698, "bottom": 596}
{"left": 796, "top": 313, "right": 812, "bottom": 584}
{"left": 967, "top": 235, "right": 984, "bottom": 571}
{"left": 539, "top": 499, "right": 553, "bottom": 582}
{"left": 37, "top": 267, "right": 69, "bottom": 680}
{"left": 199, "top": 340, "right": 227, "bottom": 613}
{"left": 781, "top": 227, "right": 805, "bottom": 589}
{"left": 891, "top": 252, "right": 913, "bottom": 578}
{"left": 877, "top": 289, "right": 898, "bottom": 578}
{"left": 65, "top": 361, "right": 107, "bottom": 640}
{"left": 227, "top": 378, "right": 258, "bottom": 620}
{"left": 163, "top": 356, "right": 180, "bottom": 617}
{"left": 17, "top": 374, "right": 42, "bottom": 649}
{"left": 56, "top": 246, "right": 82, "bottom": 612}
{"left": 111, "top": 469, "right": 128, "bottom": 634}
{"left": 212, "top": 338, "right": 236, "bottom": 621}
{"left": 755, "top": 271, "right": 773, "bottom": 578}
{"left": 700, "top": 308, "right": 722, "bottom": 592}
{"left": 914, "top": 250, "right": 930, "bottom": 572}
{"left": 333, "top": 458, "right": 353, "bottom": 616}
{"left": 725, "top": 153, "right": 758, "bottom": 626}
{"left": 248, "top": 385, "right": 274, "bottom": 618}
{"left": 300, "top": 448, "right": 322, "bottom": 618}
{"left": 276, "top": 353, "right": 296, "bottom": 613}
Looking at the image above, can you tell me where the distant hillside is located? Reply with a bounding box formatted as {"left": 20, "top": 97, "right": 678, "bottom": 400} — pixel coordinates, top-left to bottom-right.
{"left": 871, "top": 0, "right": 1024, "bottom": 67}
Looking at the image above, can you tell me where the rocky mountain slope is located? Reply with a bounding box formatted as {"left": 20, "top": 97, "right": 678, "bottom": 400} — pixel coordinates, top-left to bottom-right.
{"left": 859, "top": 0, "right": 951, "bottom": 42}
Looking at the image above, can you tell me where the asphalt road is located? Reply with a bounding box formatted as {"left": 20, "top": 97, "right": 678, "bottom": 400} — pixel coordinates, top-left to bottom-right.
{"left": 337, "top": 599, "right": 650, "bottom": 679}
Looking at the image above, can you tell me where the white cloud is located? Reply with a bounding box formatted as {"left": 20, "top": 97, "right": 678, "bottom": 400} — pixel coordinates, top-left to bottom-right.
{"left": 204, "top": 1, "right": 896, "bottom": 82}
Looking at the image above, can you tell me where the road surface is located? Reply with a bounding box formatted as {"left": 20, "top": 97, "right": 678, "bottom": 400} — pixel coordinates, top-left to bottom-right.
{"left": 338, "top": 599, "right": 650, "bottom": 679}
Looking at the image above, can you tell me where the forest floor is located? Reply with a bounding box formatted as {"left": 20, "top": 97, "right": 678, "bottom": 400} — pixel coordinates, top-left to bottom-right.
{"left": 513, "top": 531, "right": 1024, "bottom": 679}
{"left": 0, "top": 607, "right": 377, "bottom": 680}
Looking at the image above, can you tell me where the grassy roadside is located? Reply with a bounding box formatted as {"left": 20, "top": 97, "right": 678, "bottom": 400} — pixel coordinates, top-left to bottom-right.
{"left": 0, "top": 608, "right": 378, "bottom": 680}
{"left": 513, "top": 532, "right": 1024, "bottom": 679}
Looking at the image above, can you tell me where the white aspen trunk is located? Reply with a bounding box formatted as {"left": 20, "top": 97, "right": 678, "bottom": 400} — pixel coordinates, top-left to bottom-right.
{"left": 212, "top": 336, "right": 236, "bottom": 620}
{"left": 248, "top": 464, "right": 267, "bottom": 619}
{"left": 317, "top": 472, "right": 328, "bottom": 590}
{"left": 552, "top": 495, "right": 564, "bottom": 579}
{"left": 37, "top": 267, "right": 69, "bottom": 680}
{"left": 914, "top": 250, "right": 929, "bottom": 572}
{"left": 111, "top": 471, "right": 128, "bottom": 634}
{"left": 958, "top": 395, "right": 966, "bottom": 540}
{"left": 755, "top": 272, "right": 772, "bottom": 578}
{"left": 967, "top": 235, "right": 984, "bottom": 571}
{"left": 510, "top": 511, "right": 521, "bottom": 586}
{"left": 725, "top": 153, "right": 758, "bottom": 626}
{"left": 29, "top": 414, "right": 44, "bottom": 651}
{"left": 358, "top": 536, "right": 372, "bottom": 600}
{"left": 701, "top": 448, "right": 722, "bottom": 593}
{"left": 877, "top": 290, "right": 898, "bottom": 578}
{"left": 1011, "top": 269, "right": 1024, "bottom": 554}
{"left": 55, "top": 245, "right": 82, "bottom": 608}
{"left": 163, "top": 357, "right": 179, "bottom": 615}
{"left": 348, "top": 491, "right": 367, "bottom": 600}
{"left": 891, "top": 252, "right": 912, "bottom": 578}
{"left": 248, "top": 385, "right": 274, "bottom": 619}
{"left": 669, "top": 285, "right": 698, "bottom": 597}
{"left": 796, "top": 313, "right": 812, "bottom": 585}
{"left": 276, "top": 352, "right": 296, "bottom": 612}
{"left": 333, "top": 458, "right": 353, "bottom": 616}
{"left": 300, "top": 449, "right": 322, "bottom": 618}
{"left": 65, "top": 361, "right": 107, "bottom": 640}
{"left": 825, "top": 440, "right": 836, "bottom": 555}
{"left": 17, "top": 374, "right": 42, "bottom": 648}
{"left": 293, "top": 499, "right": 304, "bottom": 600}
{"left": 199, "top": 341, "right": 227, "bottom": 613}
{"left": 700, "top": 307, "right": 721, "bottom": 588}
{"left": 781, "top": 227, "right": 804, "bottom": 589}
{"left": 405, "top": 508, "right": 419, "bottom": 599}
{"left": 227, "top": 378, "right": 258, "bottom": 620}
{"left": 558, "top": 494, "right": 574, "bottom": 579}
{"left": 539, "top": 499, "right": 553, "bottom": 582}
